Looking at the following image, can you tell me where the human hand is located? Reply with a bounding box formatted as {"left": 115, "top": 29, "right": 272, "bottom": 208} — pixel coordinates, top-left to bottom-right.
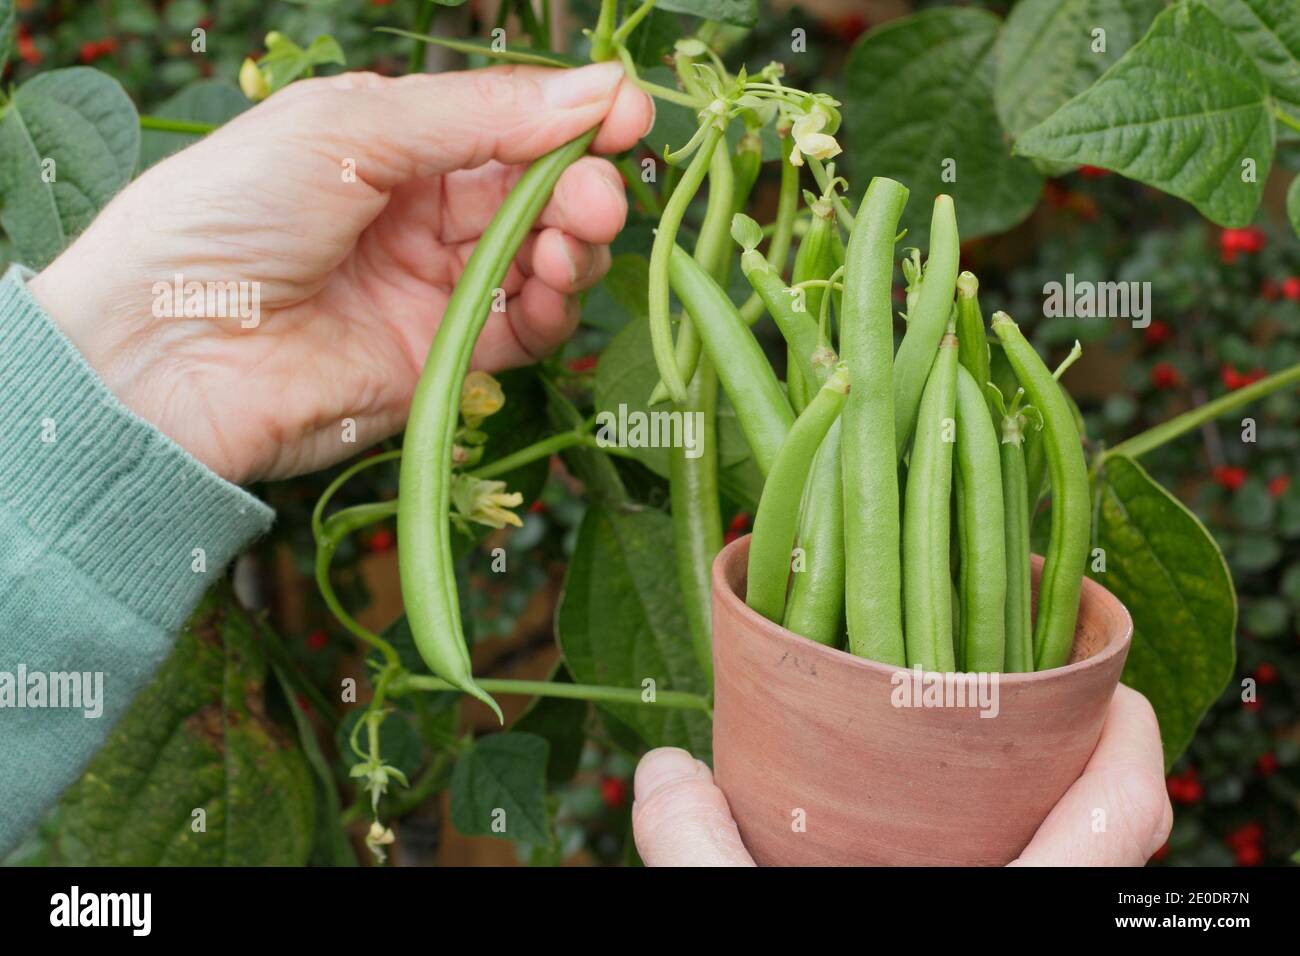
{"left": 28, "top": 62, "right": 652, "bottom": 484}
{"left": 631, "top": 684, "right": 1173, "bottom": 866}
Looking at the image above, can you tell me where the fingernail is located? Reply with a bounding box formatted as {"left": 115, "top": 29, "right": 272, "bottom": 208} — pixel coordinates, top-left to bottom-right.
{"left": 561, "top": 243, "right": 580, "bottom": 286}
{"left": 634, "top": 747, "right": 704, "bottom": 802}
{"left": 544, "top": 61, "right": 624, "bottom": 109}
{"left": 643, "top": 96, "right": 656, "bottom": 138}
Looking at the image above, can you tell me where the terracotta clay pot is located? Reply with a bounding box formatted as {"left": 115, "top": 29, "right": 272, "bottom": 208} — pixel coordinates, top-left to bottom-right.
{"left": 711, "top": 535, "right": 1133, "bottom": 866}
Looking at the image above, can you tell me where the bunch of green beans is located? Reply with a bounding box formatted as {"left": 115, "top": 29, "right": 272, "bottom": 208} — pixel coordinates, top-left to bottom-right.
{"left": 726, "top": 173, "right": 1092, "bottom": 676}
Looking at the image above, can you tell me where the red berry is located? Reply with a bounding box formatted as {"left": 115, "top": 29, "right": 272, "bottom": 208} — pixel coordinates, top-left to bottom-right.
{"left": 600, "top": 777, "right": 628, "bottom": 808}
{"left": 1078, "top": 165, "right": 1110, "bottom": 178}
{"left": 98, "top": 38, "right": 118, "bottom": 56}
{"left": 306, "top": 629, "right": 329, "bottom": 652}
{"left": 1151, "top": 362, "right": 1182, "bottom": 390}
{"left": 1221, "top": 364, "right": 1242, "bottom": 390}
{"left": 1241, "top": 368, "right": 1266, "bottom": 387}
{"left": 1234, "top": 843, "right": 1263, "bottom": 866}
{"left": 1267, "top": 476, "right": 1290, "bottom": 498}
{"left": 1256, "top": 752, "right": 1279, "bottom": 776}
{"left": 1219, "top": 227, "right": 1265, "bottom": 263}
{"left": 1283, "top": 277, "right": 1300, "bottom": 301}
{"left": 1255, "top": 662, "right": 1278, "bottom": 684}
{"left": 1043, "top": 181, "right": 1070, "bottom": 209}
{"left": 1213, "top": 466, "right": 1247, "bottom": 491}
{"left": 369, "top": 528, "right": 395, "bottom": 552}
{"left": 78, "top": 41, "right": 100, "bottom": 62}
{"left": 1225, "top": 822, "right": 1263, "bottom": 849}
{"left": 1243, "top": 699, "right": 1261, "bottom": 712}
{"left": 1143, "top": 320, "right": 1172, "bottom": 346}
{"left": 567, "top": 354, "right": 597, "bottom": 373}
{"left": 16, "top": 35, "right": 40, "bottom": 65}
{"left": 728, "top": 512, "right": 752, "bottom": 532}
{"left": 1167, "top": 769, "right": 1203, "bottom": 804}
{"left": 528, "top": 499, "right": 545, "bottom": 514}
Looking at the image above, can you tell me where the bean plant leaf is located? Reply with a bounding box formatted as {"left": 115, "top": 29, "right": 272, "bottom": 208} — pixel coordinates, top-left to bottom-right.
{"left": 449, "top": 732, "right": 551, "bottom": 845}
{"left": 557, "top": 505, "right": 712, "bottom": 759}
{"left": 995, "top": 0, "right": 1164, "bottom": 143}
{"left": 1014, "top": 2, "right": 1274, "bottom": 227}
{"left": 1202, "top": 0, "right": 1300, "bottom": 136}
{"left": 843, "top": 8, "right": 1044, "bottom": 241}
{"left": 5, "top": 586, "right": 316, "bottom": 865}
{"left": 139, "top": 79, "right": 249, "bottom": 169}
{"left": 512, "top": 664, "right": 587, "bottom": 784}
{"left": 1091, "top": 454, "right": 1237, "bottom": 770}
{"left": 654, "top": 0, "right": 757, "bottom": 28}
{"left": 1288, "top": 174, "right": 1300, "bottom": 237}
{"left": 593, "top": 289, "right": 765, "bottom": 510}
{"left": 0, "top": 0, "right": 13, "bottom": 76}
{"left": 0, "top": 67, "right": 140, "bottom": 269}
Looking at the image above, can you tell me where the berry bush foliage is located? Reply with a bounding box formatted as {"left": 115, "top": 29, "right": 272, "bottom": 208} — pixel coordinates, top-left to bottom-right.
{"left": 2, "top": 0, "right": 1299, "bottom": 866}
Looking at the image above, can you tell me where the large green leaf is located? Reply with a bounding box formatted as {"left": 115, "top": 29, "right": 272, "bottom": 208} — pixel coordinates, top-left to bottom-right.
{"left": 1015, "top": 2, "right": 1274, "bottom": 227}
{"left": 995, "top": 0, "right": 1164, "bottom": 142}
{"left": 843, "top": 8, "right": 1044, "bottom": 240}
{"left": 449, "top": 732, "right": 551, "bottom": 845}
{"left": 1091, "top": 455, "right": 1237, "bottom": 770}
{"left": 557, "top": 505, "right": 712, "bottom": 758}
{"left": 593, "top": 299, "right": 764, "bottom": 510}
{"left": 139, "top": 79, "right": 248, "bottom": 169}
{"left": 1202, "top": 0, "right": 1300, "bottom": 136}
{"left": 0, "top": 67, "right": 140, "bottom": 269}
{"left": 654, "top": 0, "right": 756, "bottom": 28}
{"left": 6, "top": 587, "right": 316, "bottom": 865}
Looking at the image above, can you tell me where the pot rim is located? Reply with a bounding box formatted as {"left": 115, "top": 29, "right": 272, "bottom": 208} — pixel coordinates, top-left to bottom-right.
{"left": 712, "top": 533, "right": 1133, "bottom": 687}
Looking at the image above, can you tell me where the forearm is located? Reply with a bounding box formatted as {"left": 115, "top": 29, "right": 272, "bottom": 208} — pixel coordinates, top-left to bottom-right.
{"left": 0, "top": 266, "right": 273, "bottom": 855}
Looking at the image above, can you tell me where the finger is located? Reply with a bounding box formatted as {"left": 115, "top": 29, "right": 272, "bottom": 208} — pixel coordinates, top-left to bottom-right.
{"left": 471, "top": 278, "right": 578, "bottom": 369}
{"left": 439, "top": 156, "right": 628, "bottom": 245}
{"left": 592, "top": 76, "right": 655, "bottom": 154}
{"left": 631, "top": 748, "right": 756, "bottom": 867}
{"left": 531, "top": 229, "right": 610, "bottom": 294}
{"left": 277, "top": 64, "right": 653, "bottom": 192}
{"left": 1011, "top": 685, "right": 1172, "bottom": 867}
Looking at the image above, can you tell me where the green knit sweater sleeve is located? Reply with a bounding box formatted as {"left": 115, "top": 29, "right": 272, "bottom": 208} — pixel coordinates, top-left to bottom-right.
{"left": 0, "top": 265, "right": 274, "bottom": 855}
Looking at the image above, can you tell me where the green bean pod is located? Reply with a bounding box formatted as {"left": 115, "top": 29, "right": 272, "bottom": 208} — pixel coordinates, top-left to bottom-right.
{"left": 955, "top": 271, "right": 990, "bottom": 400}
{"left": 991, "top": 312, "right": 1090, "bottom": 671}
{"left": 731, "top": 129, "right": 763, "bottom": 216}
{"left": 746, "top": 368, "right": 851, "bottom": 624}
{"left": 670, "top": 357, "right": 723, "bottom": 682}
{"left": 662, "top": 133, "right": 735, "bottom": 396}
{"left": 841, "top": 177, "right": 909, "bottom": 665}
{"left": 892, "top": 195, "right": 959, "bottom": 458}
{"left": 782, "top": 419, "right": 844, "bottom": 646}
{"left": 738, "top": 246, "right": 830, "bottom": 388}
{"left": 647, "top": 123, "right": 725, "bottom": 406}
{"left": 788, "top": 199, "right": 837, "bottom": 413}
{"left": 399, "top": 132, "right": 596, "bottom": 722}
{"left": 902, "top": 327, "right": 958, "bottom": 671}
{"left": 668, "top": 244, "right": 794, "bottom": 475}
{"left": 954, "top": 365, "right": 1006, "bottom": 672}
{"left": 999, "top": 403, "right": 1035, "bottom": 673}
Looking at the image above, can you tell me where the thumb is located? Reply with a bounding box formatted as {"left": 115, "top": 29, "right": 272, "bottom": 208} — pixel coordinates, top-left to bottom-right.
{"left": 279, "top": 63, "right": 650, "bottom": 190}
{"left": 632, "top": 748, "right": 755, "bottom": 867}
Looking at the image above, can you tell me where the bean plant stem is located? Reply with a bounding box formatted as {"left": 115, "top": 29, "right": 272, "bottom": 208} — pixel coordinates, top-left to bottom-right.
{"left": 139, "top": 115, "right": 216, "bottom": 135}
{"left": 391, "top": 675, "right": 713, "bottom": 712}
{"left": 408, "top": 0, "right": 438, "bottom": 73}
{"left": 1102, "top": 362, "right": 1300, "bottom": 464}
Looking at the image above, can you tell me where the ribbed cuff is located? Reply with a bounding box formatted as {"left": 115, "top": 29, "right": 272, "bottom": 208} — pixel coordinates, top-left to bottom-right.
{"left": 0, "top": 265, "right": 274, "bottom": 630}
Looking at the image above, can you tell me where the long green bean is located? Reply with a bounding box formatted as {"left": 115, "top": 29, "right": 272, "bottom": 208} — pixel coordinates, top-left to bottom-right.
{"left": 746, "top": 368, "right": 850, "bottom": 623}
{"left": 841, "top": 177, "right": 909, "bottom": 665}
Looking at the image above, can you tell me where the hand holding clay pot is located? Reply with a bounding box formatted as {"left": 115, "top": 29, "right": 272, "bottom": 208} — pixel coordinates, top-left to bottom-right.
{"left": 632, "top": 685, "right": 1171, "bottom": 867}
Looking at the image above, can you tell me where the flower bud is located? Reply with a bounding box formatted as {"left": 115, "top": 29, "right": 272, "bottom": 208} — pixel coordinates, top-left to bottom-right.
{"left": 240, "top": 58, "right": 269, "bottom": 101}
